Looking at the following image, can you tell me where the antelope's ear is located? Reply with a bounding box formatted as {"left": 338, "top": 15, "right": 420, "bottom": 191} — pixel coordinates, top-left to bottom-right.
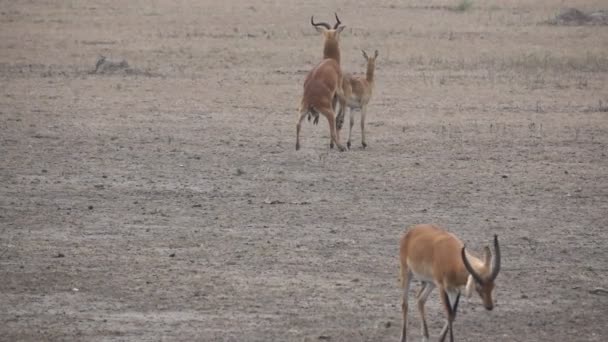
{"left": 362, "top": 50, "right": 368, "bottom": 59}
{"left": 374, "top": 50, "right": 379, "bottom": 58}
{"left": 336, "top": 25, "right": 346, "bottom": 34}
{"left": 465, "top": 275, "right": 475, "bottom": 298}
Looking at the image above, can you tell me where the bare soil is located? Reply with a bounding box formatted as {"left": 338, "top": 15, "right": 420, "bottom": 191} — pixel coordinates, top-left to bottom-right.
{"left": 1, "top": 1, "right": 608, "bottom": 341}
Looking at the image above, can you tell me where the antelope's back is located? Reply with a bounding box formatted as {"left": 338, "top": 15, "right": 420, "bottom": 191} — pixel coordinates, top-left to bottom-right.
{"left": 302, "top": 59, "right": 341, "bottom": 107}
{"left": 400, "top": 224, "right": 464, "bottom": 275}
{"left": 304, "top": 59, "right": 340, "bottom": 89}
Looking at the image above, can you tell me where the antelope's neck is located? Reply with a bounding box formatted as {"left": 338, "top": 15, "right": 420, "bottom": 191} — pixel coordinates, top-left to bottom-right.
{"left": 323, "top": 40, "right": 341, "bottom": 64}
{"left": 366, "top": 63, "right": 375, "bottom": 83}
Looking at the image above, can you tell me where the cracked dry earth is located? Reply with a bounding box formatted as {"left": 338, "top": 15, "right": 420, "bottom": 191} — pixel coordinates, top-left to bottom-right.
{"left": 1, "top": 0, "right": 607, "bottom": 341}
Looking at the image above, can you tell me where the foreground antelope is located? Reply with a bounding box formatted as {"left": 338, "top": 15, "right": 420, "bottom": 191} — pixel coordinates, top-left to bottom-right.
{"left": 340, "top": 49, "right": 378, "bottom": 149}
{"left": 399, "top": 224, "right": 501, "bottom": 342}
{"left": 296, "top": 14, "right": 347, "bottom": 151}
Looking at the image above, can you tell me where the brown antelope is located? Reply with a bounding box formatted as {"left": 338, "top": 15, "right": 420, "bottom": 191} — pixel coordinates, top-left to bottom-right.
{"left": 296, "top": 14, "right": 347, "bottom": 151}
{"left": 340, "top": 49, "right": 378, "bottom": 149}
{"left": 399, "top": 224, "right": 501, "bottom": 342}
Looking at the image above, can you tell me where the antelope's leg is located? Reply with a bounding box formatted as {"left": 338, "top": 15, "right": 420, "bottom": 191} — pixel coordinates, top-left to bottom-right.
{"left": 332, "top": 94, "right": 339, "bottom": 112}
{"left": 416, "top": 282, "right": 435, "bottom": 341}
{"left": 335, "top": 96, "right": 346, "bottom": 147}
{"left": 360, "top": 105, "right": 368, "bottom": 148}
{"left": 438, "top": 289, "right": 461, "bottom": 342}
{"left": 400, "top": 269, "right": 412, "bottom": 342}
{"left": 319, "top": 107, "right": 346, "bottom": 152}
{"left": 330, "top": 95, "right": 339, "bottom": 148}
{"left": 347, "top": 107, "right": 355, "bottom": 149}
{"left": 335, "top": 83, "right": 347, "bottom": 137}
{"left": 295, "top": 109, "right": 308, "bottom": 151}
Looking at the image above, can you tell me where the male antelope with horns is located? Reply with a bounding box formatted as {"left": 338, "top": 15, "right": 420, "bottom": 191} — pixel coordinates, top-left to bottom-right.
{"left": 399, "top": 224, "right": 501, "bottom": 342}
{"left": 296, "top": 13, "right": 347, "bottom": 151}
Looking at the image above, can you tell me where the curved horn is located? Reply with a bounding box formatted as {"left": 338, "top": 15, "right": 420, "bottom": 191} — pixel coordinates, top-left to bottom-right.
{"left": 311, "top": 16, "right": 331, "bottom": 30}
{"left": 490, "top": 235, "right": 501, "bottom": 281}
{"left": 333, "top": 12, "right": 342, "bottom": 29}
{"left": 461, "top": 246, "right": 484, "bottom": 284}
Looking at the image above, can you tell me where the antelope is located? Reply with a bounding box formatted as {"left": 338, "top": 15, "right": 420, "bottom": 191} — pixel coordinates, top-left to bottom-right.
{"left": 296, "top": 14, "right": 347, "bottom": 151}
{"left": 340, "top": 49, "right": 378, "bottom": 149}
{"left": 399, "top": 224, "right": 501, "bottom": 342}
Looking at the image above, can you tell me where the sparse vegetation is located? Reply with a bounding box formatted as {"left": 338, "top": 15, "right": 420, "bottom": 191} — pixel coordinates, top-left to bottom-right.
{"left": 93, "top": 55, "right": 129, "bottom": 74}
{"left": 548, "top": 8, "right": 608, "bottom": 26}
{"left": 453, "top": 0, "right": 473, "bottom": 12}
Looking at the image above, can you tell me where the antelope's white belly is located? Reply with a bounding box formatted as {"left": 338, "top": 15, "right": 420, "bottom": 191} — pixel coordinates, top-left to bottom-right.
{"left": 410, "top": 270, "right": 435, "bottom": 283}
{"left": 346, "top": 96, "right": 362, "bottom": 109}
{"left": 408, "top": 260, "right": 435, "bottom": 283}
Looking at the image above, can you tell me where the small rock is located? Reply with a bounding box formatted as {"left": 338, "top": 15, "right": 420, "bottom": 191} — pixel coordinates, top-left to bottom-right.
{"left": 589, "top": 288, "right": 608, "bottom": 296}
{"left": 169, "top": 253, "right": 176, "bottom": 257}
{"left": 55, "top": 252, "right": 65, "bottom": 258}
{"left": 88, "top": 205, "right": 94, "bottom": 210}
{"left": 93, "top": 55, "right": 130, "bottom": 74}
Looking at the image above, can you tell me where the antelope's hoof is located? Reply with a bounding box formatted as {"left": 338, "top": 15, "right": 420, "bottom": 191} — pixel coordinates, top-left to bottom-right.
{"left": 295, "top": 143, "right": 300, "bottom": 151}
{"left": 347, "top": 141, "right": 351, "bottom": 149}
{"left": 337, "top": 144, "right": 347, "bottom": 152}
{"left": 362, "top": 142, "right": 367, "bottom": 149}
{"left": 330, "top": 142, "right": 334, "bottom": 149}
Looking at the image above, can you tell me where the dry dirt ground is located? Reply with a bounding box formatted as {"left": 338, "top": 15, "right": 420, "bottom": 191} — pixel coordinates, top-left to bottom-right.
{"left": 1, "top": 1, "right": 608, "bottom": 341}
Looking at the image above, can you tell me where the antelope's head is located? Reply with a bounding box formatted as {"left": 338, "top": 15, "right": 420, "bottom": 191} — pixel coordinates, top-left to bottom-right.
{"left": 361, "top": 50, "right": 379, "bottom": 63}
{"left": 311, "top": 13, "right": 345, "bottom": 41}
{"left": 461, "top": 235, "right": 501, "bottom": 310}
{"left": 361, "top": 50, "right": 379, "bottom": 73}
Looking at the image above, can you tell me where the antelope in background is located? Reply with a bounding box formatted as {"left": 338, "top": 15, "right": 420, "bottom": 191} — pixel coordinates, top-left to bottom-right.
{"left": 296, "top": 14, "right": 347, "bottom": 151}
{"left": 339, "top": 49, "right": 378, "bottom": 149}
{"left": 399, "top": 224, "right": 501, "bottom": 342}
